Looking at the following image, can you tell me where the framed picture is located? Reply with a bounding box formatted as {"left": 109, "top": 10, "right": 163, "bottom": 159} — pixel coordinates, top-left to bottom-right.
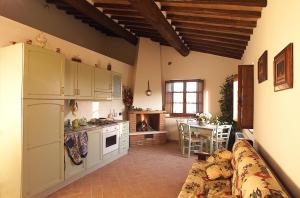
{"left": 258, "top": 50, "right": 268, "bottom": 83}
{"left": 273, "top": 43, "right": 293, "bottom": 92}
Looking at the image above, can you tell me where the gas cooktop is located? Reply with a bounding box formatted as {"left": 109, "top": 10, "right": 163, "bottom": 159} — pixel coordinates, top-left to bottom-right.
{"left": 88, "top": 118, "right": 118, "bottom": 126}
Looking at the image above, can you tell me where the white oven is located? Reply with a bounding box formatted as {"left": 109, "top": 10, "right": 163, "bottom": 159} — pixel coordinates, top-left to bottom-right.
{"left": 102, "top": 125, "right": 119, "bottom": 155}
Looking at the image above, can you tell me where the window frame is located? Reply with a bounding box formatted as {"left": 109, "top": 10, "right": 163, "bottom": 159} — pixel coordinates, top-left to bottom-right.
{"left": 165, "top": 79, "right": 204, "bottom": 117}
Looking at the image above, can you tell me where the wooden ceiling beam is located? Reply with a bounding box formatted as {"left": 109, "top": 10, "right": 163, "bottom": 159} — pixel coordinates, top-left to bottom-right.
{"left": 173, "top": 21, "right": 253, "bottom": 35}
{"left": 176, "top": 28, "right": 250, "bottom": 41}
{"left": 126, "top": 26, "right": 158, "bottom": 34}
{"left": 111, "top": 15, "right": 145, "bottom": 22}
{"left": 167, "top": 14, "right": 256, "bottom": 28}
{"left": 94, "top": 3, "right": 133, "bottom": 10}
{"left": 156, "top": 0, "right": 267, "bottom": 7}
{"left": 52, "top": 0, "right": 137, "bottom": 45}
{"left": 103, "top": 9, "right": 140, "bottom": 16}
{"left": 161, "top": 6, "right": 261, "bottom": 18}
{"left": 182, "top": 34, "right": 248, "bottom": 46}
{"left": 118, "top": 21, "right": 152, "bottom": 28}
{"left": 128, "top": 0, "right": 189, "bottom": 56}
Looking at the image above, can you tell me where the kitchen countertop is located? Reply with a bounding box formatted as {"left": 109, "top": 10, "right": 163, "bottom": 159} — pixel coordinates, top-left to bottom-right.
{"left": 64, "top": 120, "right": 128, "bottom": 134}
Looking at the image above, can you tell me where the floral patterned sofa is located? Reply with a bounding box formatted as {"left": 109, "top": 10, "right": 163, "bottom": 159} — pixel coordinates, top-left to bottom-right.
{"left": 178, "top": 140, "right": 289, "bottom": 198}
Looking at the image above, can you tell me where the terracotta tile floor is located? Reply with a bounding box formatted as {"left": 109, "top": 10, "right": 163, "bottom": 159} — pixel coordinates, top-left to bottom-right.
{"left": 48, "top": 142, "right": 196, "bottom": 198}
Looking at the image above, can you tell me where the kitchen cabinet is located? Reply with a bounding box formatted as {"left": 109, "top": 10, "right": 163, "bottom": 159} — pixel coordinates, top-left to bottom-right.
{"left": 64, "top": 149, "right": 86, "bottom": 179}
{"left": 23, "top": 44, "right": 65, "bottom": 99}
{"left": 64, "top": 60, "right": 94, "bottom": 99}
{"left": 112, "top": 72, "right": 122, "bottom": 99}
{"left": 86, "top": 129, "right": 102, "bottom": 168}
{"left": 119, "top": 122, "right": 129, "bottom": 153}
{"left": 23, "top": 100, "right": 64, "bottom": 198}
{"left": 94, "top": 68, "right": 112, "bottom": 100}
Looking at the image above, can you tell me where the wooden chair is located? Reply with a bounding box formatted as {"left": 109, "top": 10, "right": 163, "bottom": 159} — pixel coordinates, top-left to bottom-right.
{"left": 181, "top": 123, "right": 203, "bottom": 158}
{"left": 176, "top": 119, "right": 188, "bottom": 151}
{"left": 212, "top": 124, "right": 232, "bottom": 151}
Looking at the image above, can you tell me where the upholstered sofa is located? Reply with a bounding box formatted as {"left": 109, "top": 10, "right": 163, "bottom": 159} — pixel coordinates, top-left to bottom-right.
{"left": 178, "top": 140, "right": 289, "bottom": 198}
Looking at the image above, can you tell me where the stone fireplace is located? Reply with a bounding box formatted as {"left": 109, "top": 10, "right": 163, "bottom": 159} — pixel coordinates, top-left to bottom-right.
{"left": 128, "top": 111, "right": 167, "bottom": 146}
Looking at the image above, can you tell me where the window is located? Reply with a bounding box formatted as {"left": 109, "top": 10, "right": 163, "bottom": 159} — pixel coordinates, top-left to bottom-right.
{"left": 165, "top": 80, "right": 204, "bottom": 116}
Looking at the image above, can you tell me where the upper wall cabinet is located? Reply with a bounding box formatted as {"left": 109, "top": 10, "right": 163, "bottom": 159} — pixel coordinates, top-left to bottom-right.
{"left": 64, "top": 60, "right": 94, "bottom": 100}
{"left": 23, "top": 44, "right": 65, "bottom": 99}
{"left": 112, "top": 72, "right": 122, "bottom": 100}
{"left": 94, "top": 68, "right": 112, "bottom": 100}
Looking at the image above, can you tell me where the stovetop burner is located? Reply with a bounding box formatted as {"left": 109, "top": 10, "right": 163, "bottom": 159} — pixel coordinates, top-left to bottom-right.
{"left": 88, "top": 118, "right": 117, "bottom": 126}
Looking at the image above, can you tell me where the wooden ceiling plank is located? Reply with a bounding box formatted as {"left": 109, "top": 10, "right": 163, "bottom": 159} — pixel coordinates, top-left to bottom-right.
{"left": 53, "top": 0, "right": 137, "bottom": 45}
{"left": 167, "top": 14, "right": 256, "bottom": 28}
{"left": 128, "top": 0, "right": 189, "bottom": 56}
{"left": 161, "top": 6, "right": 261, "bottom": 18}
{"left": 159, "top": 2, "right": 262, "bottom": 12}
{"left": 182, "top": 34, "right": 248, "bottom": 46}
{"left": 176, "top": 27, "right": 250, "bottom": 41}
{"left": 157, "top": 0, "right": 267, "bottom": 7}
{"left": 189, "top": 45, "right": 242, "bottom": 58}
{"left": 185, "top": 39, "right": 246, "bottom": 50}
{"left": 190, "top": 47, "right": 242, "bottom": 59}
{"left": 188, "top": 43, "right": 244, "bottom": 54}
{"left": 173, "top": 21, "right": 253, "bottom": 35}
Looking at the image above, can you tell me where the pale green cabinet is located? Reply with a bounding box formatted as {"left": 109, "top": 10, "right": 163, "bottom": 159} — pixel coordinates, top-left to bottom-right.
{"left": 23, "top": 100, "right": 64, "bottom": 198}
{"left": 94, "top": 68, "right": 112, "bottom": 100}
{"left": 86, "top": 129, "right": 102, "bottom": 168}
{"left": 64, "top": 60, "right": 94, "bottom": 99}
{"left": 23, "top": 44, "right": 65, "bottom": 99}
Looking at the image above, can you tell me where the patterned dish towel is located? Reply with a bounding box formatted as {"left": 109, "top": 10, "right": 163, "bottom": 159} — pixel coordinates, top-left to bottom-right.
{"left": 64, "top": 131, "right": 88, "bottom": 165}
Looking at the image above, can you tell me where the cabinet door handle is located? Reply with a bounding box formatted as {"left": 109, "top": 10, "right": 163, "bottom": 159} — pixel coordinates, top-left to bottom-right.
{"left": 61, "top": 87, "right": 64, "bottom": 95}
{"left": 78, "top": 89, "right": 80, "bottom": 95}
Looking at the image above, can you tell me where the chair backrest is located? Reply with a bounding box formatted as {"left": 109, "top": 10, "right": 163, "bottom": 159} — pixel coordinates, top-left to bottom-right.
{"left": 214, "top": 124, "right": 232, "bottom": 149}
{"left": 181, "top": 123, "right": 191, "bottom": 138}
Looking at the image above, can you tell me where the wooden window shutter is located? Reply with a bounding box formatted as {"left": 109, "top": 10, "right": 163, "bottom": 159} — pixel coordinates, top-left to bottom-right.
{"left": 238, "top": 65, "right": 254, "bottom": 129}
{"left": 197, "top": 80, "right": 204, "bottom": 113}
{"left": 165, "top": 82, "right": 173, "bottom": 113}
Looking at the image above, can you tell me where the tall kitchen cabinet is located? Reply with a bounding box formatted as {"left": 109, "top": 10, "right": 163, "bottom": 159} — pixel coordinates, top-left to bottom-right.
{"left": 0, "top": 43, "right": 65, "bottom": 198}
{"left": 64, "top": 60, "right": 94, "bottom": 99}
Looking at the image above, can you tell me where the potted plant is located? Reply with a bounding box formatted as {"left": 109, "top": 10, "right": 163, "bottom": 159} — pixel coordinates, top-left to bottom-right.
{"left": 196, "top": 112, "right": 212, "bottom": 125}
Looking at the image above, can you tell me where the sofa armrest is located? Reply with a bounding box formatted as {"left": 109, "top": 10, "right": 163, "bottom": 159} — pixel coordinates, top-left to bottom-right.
{"left": 194, "top": 151, "right": 211, "bottom": 161}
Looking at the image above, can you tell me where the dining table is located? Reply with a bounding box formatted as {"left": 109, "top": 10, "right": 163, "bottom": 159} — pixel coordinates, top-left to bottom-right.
{"left": 188, "top": 122, "right": 217, "bottom": 154}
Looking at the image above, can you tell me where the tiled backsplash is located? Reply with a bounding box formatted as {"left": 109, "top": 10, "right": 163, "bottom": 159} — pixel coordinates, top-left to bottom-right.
{"left": 64, "top": 100, "right": 125, "bottom": 121}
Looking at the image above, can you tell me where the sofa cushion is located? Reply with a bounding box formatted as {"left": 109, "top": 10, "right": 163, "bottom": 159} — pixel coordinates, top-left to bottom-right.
{"left": 206, "top": 161, "right": 233, "bottom": 180}
{"left": 207, "top": 149, "right": 233, "bottom": 163}
{"left": 241, "top": 175, "right": 288, "bottom": 197}
{"left": 231, "top": 140, "right": 288, "bottom": 198}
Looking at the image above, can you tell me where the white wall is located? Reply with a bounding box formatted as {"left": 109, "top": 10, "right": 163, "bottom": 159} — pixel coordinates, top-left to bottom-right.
{"left": 0, "top": 16, "right": 135, "bottom": 122}
{"left": 241, "top": 1, "right": 300, "bottom": 195}
{"left": 161, "top": 46, "right": 239, "bottom": 140}
{"left": 133, "top": 38, "right": 163, "bottom": 110}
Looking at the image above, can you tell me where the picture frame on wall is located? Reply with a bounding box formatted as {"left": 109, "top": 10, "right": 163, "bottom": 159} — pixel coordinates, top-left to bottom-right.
{"left": 258, "top": 50, "right": 268, "bottom": 83}
{"left": 273, "top": 43, "right": 293, "bottom": 92}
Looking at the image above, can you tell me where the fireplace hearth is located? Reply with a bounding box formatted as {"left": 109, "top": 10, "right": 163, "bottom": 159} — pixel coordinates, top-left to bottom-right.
{"left": 128, "top": 110, "right": 167, "bottom": 146}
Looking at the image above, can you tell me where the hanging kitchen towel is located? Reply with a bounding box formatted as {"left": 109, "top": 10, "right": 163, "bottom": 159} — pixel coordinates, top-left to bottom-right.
{"left": 64, "top": 134, "right": 83, "bottom": 165}
{"left": 78, "top": 131, "right": 88, "bottom": 158}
